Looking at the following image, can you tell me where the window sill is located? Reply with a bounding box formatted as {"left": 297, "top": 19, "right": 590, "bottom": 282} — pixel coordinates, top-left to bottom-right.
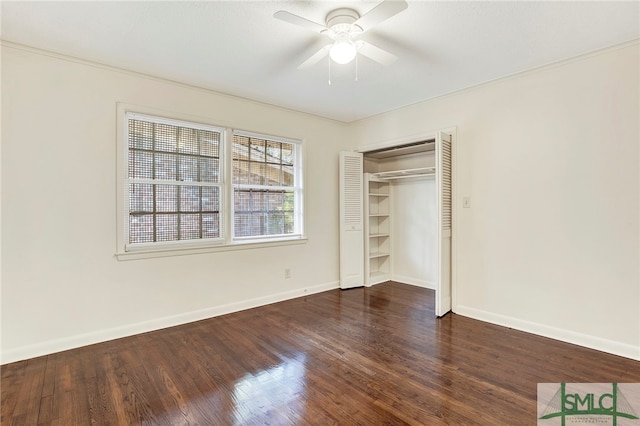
{"left": 115, "top": 237, "right": 308, "bottom": 261}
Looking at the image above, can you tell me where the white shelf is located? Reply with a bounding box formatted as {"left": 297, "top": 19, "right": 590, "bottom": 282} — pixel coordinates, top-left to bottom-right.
{"left": 369, "top": 252, "right": 390, "bottom": 259}
{"left": 365, "top": 174, "right": 391, "bottom": 286}
{"left": 369, "top": 233, "right": 389, "bottom": 238}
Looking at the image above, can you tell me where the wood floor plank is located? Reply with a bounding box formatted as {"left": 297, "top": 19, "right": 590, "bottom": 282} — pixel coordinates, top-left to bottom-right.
{"left": 0, "top": 361, "right": 26, "bottom": 424}
{"left": 2, "top": 282, "right": 639, "bottom": 425}
{"left": 4, "top": 358, "right": 47, "bottom": 425}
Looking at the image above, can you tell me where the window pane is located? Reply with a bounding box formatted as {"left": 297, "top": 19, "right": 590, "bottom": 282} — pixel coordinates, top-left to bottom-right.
{"left": 284, "top": 212, "right": 295, "bottom": 234}
{"left": 266, "top": 141, "right": 281, "bottom": 163}
{"left": 130, "top": 183, "right": 153, "bottom": 213}
{"left": 178, "top": 127, "right": 199, "bottom": 155}
{"left": 129, "top": 120, "right": 153, "bottom": 150}
{"left": 249, "top": 163, "right": 265, "bottom": 185}
{"left": 129, "top": 214, "right": 153, "bottom": 243}
{"left": 234, "top": 190, "right": 250, "bottom": 213}
{"left": 250, "top": 139, "right": 266, "bottom": 162}
{"left": 233, "top": 135, "right": 250, "bottom": 161}
{"left": 284, "top": 191, "right": 294, "bottom": 209}
{"left": 202, "top": 187, "right": 220, "bottom": 212}
{"left": 250, "top": 214, "right": 264, "bottom": 236}
{"left": 178, "top": 155, "right": 198, "bottom": 182}
{"left": 233, "top": 160, "right": 250, "bottom": 184}
{"left": 234, "top": 214, "right": 250, "bottom": 237}
{"left": 264, "top": 164, "right": 281, "bottom": 186}
{"left": 202, "top": 213, "right": 220, "bottom": 239}
{"left": 155, "top": 123, "right": 177, "bottom": 152}
{"left": 267, "top": 191, "right": 283, "bottom": 211}
{"left": 155, "top": 153, "right": 176, "bottom": 180}
{"left": 180, "top": 213, "right": 200, "bottom": 240}
{"left": 156, "top": 185, "right": 177, "bottom": 212}
{"left": 281, "top": 144, "right": 294, "bottom": 165}
{"left": 156, "top": 214, "right": 178, "bottom": 242}
{"left": 282, "top": 165, "right": 294, "bottom": 186}
{"left": 246, "top": 192, "right": 254, "bottom": 213}
{"left": 129, "top": 151, "right": 153, "bottom": 179}
{"left": 267, "top": 214, "right": 284, "bottom": 235}
{"left": 199, "top": 158, "right": 219, "bottom": 183}
{"left": 200, "top": 131, "right": 220, "bottom": 157}
{"left": 180, "top": 186, "right": 201, "bottom": 212}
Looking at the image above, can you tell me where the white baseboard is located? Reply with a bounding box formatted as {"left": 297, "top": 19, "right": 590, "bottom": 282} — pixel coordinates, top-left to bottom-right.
{"left": 1, "top": 281, "right": 339, "bottom": 364}
{"left": 392, "top": 275, "right": 435, "bottom": 290}
{"left": 454, "top": 304, "right": 640, "bottom": 361}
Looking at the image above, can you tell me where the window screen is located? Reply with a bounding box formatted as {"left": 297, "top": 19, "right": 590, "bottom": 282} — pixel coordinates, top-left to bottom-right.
{"left": 127, "top": 114, "right": 223, "bottom": 245}
{"left": 232, "top": 133, "right": 301, "bottom": 239}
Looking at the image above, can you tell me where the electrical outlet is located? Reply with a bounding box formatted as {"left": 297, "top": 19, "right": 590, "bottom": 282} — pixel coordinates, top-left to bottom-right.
{"left": 284, "top": 268, "right": 291, "bottom": 279}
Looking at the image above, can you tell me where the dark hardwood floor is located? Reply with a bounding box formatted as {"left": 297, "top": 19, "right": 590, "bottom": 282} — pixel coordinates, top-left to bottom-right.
{"left": 2, "top": 281, "right": 639, "bottom": 425}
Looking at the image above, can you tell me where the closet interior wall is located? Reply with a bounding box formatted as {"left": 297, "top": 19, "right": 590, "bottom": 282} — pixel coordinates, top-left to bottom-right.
{"left": 363, "top": 151, "right": 437, "bottom": 289}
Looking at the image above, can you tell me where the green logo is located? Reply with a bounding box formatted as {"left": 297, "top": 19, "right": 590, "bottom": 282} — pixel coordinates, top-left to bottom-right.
{"left": 538, "top": 383, "right": 639, "bottom": 425}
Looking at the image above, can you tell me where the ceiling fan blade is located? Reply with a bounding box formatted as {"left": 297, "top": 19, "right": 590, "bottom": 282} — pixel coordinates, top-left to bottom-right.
{"left": 354, "top": 0, "right": 408, "bottom": 32}
{"left": 273, "top": 10, "right": 327, "bottom": 33}
{"left": 298, "top": 45, "right": 331, "bottom": 69}
{"left": 357, "top": 41, "right": 398, "bottom": 66}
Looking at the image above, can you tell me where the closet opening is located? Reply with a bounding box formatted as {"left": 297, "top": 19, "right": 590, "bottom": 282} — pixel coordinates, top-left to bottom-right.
{"left": 339, "top": 131, "right": 452, "bottom": 316}
{"left": 361, "top": 138, "right": 437, "bottom": 290}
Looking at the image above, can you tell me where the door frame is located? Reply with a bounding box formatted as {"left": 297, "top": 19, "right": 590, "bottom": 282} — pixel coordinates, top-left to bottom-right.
{"left": 357, "top": 127, "right": 458, "bottom": 316}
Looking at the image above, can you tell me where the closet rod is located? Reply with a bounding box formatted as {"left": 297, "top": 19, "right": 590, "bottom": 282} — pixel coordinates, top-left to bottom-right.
{"left": 376, "top": 173, "right": 435, "bottom": 181}
{"left": 372, "top": 167, "right": 435, "bottom": 181}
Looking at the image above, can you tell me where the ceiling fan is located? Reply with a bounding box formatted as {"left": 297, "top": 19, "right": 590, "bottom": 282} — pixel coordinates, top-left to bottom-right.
{"left": 274, "top": 0, "right": 408, "bottom": 69}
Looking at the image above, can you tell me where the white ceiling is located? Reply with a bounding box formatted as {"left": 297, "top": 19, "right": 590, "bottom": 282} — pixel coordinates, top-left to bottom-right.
{"left": 1, "top": 1, "right": 638, "bottom": 122}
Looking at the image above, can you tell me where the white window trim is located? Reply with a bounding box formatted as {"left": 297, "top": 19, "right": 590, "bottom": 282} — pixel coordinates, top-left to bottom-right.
{"left": 115, "top": 103, "right": 307, "bottom": 260}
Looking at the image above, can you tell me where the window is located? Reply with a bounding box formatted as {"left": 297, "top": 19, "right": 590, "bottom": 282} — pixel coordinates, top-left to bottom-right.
{"left": 232, "top": 132, "right": 302, "bottom": 240}
{"left": 126, "top": 113, "right": 224, "bottom": 249}
{"left": 119, "top": 108, "right": 304, "bottom": 256}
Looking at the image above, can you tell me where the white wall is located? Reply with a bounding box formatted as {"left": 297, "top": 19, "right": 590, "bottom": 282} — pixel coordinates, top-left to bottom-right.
{"left": 0, "top": 44, "right": 348, "bottom": 363}
{"left": 391, "top": 178, "right": 436, "bottom": 289}
{"left": 352, "top": 42, "right": 640, "bottom": 360}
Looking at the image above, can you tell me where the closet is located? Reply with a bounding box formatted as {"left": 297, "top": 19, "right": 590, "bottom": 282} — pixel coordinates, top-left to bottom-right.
{"left": 339, "top": 131, "right": 453, "bottom": 317}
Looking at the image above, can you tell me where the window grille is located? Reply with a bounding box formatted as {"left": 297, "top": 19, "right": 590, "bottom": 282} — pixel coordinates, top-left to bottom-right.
{"left": 232, "top": 132, "right": 301, "bottom": 239}
{"left": 127, "top": 114, "right": 223, "bottom": 246}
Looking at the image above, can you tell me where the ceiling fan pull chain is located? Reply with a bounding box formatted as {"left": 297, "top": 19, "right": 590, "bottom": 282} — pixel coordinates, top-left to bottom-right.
{"left": 328, "top": 56, "right": 332, "bottom": 86}
{"left": 355, "top": 55, "right": 359, "bottom": 82}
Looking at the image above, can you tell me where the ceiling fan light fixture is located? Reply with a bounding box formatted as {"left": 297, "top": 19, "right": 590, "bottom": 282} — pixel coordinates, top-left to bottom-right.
{"left": 330, "top": 40, "right": 357, "bottom": 64}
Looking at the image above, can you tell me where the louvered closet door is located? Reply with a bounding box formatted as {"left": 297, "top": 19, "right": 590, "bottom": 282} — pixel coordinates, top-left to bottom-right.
{"left": 436, "top": 132, "right": 453, "bottom": 316}
{"left": 339, "top": 151, "right": 364, "bottom": 289}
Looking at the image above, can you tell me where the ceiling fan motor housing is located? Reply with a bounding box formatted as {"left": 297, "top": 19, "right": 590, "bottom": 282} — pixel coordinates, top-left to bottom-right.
{"left": 325, "top": 8, "right": 363, "bottom": 37}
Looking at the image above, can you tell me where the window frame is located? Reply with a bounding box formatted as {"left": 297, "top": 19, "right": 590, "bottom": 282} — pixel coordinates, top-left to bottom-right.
{"left": 124, "top": 111, "right": 226, "bottom": 252}
{"left": 115, "top": 104, "right": 306, "bottom": 260}
{"left": 231, "top": 129, "right": 304, "bottom": 243}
